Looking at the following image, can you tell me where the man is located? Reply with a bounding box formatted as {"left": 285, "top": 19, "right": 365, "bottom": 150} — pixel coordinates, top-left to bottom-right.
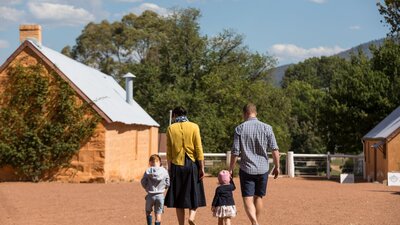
{"left": 229, "top": 103, "right": 280, "bottom": 225}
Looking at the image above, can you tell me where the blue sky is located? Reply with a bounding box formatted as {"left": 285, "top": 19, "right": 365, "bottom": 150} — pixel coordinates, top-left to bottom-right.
{"left": 0, "top": 0, "right": 388, "bottom": 66}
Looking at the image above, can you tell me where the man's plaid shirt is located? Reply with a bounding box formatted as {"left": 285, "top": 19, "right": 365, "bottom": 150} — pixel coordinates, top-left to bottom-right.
{"left": 232, "top": 117, "right": 279, "bottom": 175}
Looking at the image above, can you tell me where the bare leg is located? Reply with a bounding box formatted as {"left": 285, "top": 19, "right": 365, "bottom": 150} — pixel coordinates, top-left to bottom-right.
{"left": 155, "top": 213, "right": 162, "bottom": 222}
{"left": 224, "top": 217, "right": 231, "bottom": 225}
{"left": 176, "top": 208, "right": 185, "bottom": 225}
{"left": 218, "top": 218, "right": 224, "bottom": 225}
{"left": 254, "top": 196, "right": 263, "bottom": 221}
{"left": 188, "top": 208, "right": 197, "bottom": 224}
{"left": 243, "top": 196, "right": 259, "bottom": 225}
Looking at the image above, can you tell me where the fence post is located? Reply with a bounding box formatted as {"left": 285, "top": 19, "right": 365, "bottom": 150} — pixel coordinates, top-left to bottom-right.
{"left": 226, "top": 151, "right": 231, "bottom": 167}
{"left": 362, "top": 156, "right": 366, "bottom": 180}
{"left": 326, "top": 151, "right": 331, "bottom": 179}
{"left": 287, "top": 151, "right": 295, "bottom": 178}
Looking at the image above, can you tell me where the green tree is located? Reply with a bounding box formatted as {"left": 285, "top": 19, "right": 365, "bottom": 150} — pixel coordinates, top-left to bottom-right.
{"left": 370, "top": 39, "right": 400, "bottom": 105}
{"left": 282, "top": 56, "right": 349, "bottom": 89}
{"left": 284, "top": 81, "right": 326, "bottom": 153}
{"left": 65, "top": 8, "right": 289, "bottom": 153}
{"left": 377, "top": 0, "right": 400, "bottom": 38}
{"left": 319, "top": 53, "right": 391, "bottom": 153}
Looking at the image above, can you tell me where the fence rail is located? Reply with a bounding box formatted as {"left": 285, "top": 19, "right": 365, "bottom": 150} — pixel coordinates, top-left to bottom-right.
{"left": 158, "top": 151, "right": 365, "bottom": 179}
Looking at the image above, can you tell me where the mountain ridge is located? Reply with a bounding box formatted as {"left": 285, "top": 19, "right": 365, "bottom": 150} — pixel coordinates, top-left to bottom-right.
{"left": 270, "top": 38, "right": 386, "bottom": 86}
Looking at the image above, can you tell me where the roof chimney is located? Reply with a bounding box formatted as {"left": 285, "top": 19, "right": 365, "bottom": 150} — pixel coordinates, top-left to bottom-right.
{"left": 19, "top": 24, "right": 42, "bottom": 45}
{"left": 123, "top": 72, "right": 136, "bottom": 105}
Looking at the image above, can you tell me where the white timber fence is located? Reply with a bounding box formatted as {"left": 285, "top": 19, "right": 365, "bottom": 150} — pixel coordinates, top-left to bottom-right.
{"left": 158, "top": 151, "right": 365, "bottom": 179}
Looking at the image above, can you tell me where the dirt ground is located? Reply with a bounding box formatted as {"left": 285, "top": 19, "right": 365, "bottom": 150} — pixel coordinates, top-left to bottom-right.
{"left": 0, "top": 176, "right": 399, "bottom": 225}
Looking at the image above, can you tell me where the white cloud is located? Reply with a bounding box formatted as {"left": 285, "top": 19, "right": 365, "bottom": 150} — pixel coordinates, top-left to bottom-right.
{"left": 27, "top": 2, "right": 95, "bottom": 26}
{"left": 270, "top": 43, "right": 345, "bottom": 64}
{"left": 0, "top": 6, "right": 25, "bottom": 22}
{"left": 131, "top": 3, "right": 170, "bottom": 16}
{"left": 0, "top": 40, "right": 9, "bottom": 49}
{"left": 309, "top": 0, "right": 327, "bottom": 4}
{"left": 349, "top": 25, "right": 361, "bottom": 30}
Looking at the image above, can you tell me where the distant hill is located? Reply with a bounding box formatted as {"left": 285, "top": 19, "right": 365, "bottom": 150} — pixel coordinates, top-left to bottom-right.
{"left": 270, "top": 38, "right": 386, "bottom": 86}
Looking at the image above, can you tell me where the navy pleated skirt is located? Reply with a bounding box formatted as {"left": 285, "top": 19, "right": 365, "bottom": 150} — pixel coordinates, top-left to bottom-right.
{"left": 165, "top": 154, "right": 206, "bottom": 209}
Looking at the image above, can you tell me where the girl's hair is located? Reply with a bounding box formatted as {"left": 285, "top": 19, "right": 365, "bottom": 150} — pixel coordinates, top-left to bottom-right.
{"left": 149, "top": 154, "right": 162, "bottom": 165}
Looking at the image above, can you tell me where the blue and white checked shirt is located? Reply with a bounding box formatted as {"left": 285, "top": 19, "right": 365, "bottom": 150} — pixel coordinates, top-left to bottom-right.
{"left": 232, "top": 117, "right": 279, "bottom": 175}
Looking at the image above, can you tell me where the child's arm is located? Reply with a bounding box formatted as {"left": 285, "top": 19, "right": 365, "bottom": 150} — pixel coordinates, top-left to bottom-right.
{"left": 230, "top": 178, "right": 236, "bottom": 191}
{"left": 164, "top": 168, "right": 170, "bottom": 189}
{"left": 211, "top": 188, "right": 219, "bottom": 207}
{"left": 140, "top": 172, "right": 148, "bottom": 189}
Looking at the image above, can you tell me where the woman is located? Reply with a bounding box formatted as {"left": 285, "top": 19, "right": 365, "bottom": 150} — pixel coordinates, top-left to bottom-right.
{"left": 165, "top": 106, "right": 206, "bottom": 225}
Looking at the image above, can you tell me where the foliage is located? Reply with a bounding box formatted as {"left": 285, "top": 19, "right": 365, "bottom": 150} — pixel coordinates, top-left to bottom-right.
{"left": 0, "top": 64, "right": 100, "bottom": 181}
{"left": 284, "top": 81, "right": 326, "bottom": 153}
{"left": 206, "top": 162, "right": 240, "bottom": 177}
{"left": 340, "top": 159, "right": 354, "bottom": 173}
{"left": 282, "top": 56, "right": 349, "bottom": 89}
{"left": 64, "top": 8, "right": 291, "bottom": 153}
{"left": 282, "top": 49, "right": 394, "bottom": 154}
{"left": 370, "top": 39, "right": 400, "bottom": 105}
{"left": 377, "top": 0, "right": 400, "bottom": 38}
{"left": 319, "top": 53, "right": 392, "bottom": 153}
{"left": 62, "top": 5, "right": 400, "bottom": 156}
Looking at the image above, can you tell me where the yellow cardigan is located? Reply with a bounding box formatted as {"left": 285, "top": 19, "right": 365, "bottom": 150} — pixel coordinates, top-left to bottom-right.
{"left": 166, "top": 121, "right": 204, "bottom": 166}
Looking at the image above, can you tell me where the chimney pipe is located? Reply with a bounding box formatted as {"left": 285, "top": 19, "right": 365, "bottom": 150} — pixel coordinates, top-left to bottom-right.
{"left": 123, "top": 72, "right": 136, "bottom": 105}
{"left": 19, "top": 24, "right": 42, "bottom": 46}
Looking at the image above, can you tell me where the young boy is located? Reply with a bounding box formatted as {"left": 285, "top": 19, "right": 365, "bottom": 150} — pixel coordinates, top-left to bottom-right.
{"left": 141, "top": 154, "right": 170, "bottom": 225}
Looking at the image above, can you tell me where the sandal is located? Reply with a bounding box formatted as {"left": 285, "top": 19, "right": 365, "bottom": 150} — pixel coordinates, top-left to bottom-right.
{"left": 188, "top": 220, "right": 196, "bottom": 225}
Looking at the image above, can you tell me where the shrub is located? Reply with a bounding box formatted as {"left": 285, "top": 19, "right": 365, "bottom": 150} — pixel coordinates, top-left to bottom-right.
{"left": 206, "top": 162, "right": 240, "bottom": 177}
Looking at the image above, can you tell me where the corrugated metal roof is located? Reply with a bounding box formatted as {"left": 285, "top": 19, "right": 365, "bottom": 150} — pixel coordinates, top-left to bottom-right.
{"left": 30, "top": 41, "right": 159, "bottom": 127}
{"left": 363, "top": 106, "right": 400, "bottom": 140}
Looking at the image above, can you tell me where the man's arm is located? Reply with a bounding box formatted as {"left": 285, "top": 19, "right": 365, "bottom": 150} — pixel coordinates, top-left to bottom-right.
{"left": 229, "top": 154, "right": 239, "bottom": 175}
{"left": 271, "top": 149, "right": 280, "bottom": 179}
{"left": 229, "top": 129, "right": 240, "bottom": 174}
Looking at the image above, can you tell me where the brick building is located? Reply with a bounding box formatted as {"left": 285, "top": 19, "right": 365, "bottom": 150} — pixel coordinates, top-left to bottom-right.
{"left": 0, "top": 25, "right": 159, "bottom": 183}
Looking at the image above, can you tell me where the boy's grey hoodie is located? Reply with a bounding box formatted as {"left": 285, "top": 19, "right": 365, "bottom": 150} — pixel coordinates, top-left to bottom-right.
{"left": 141, "top": 166, "right": 170, "bottom": 194}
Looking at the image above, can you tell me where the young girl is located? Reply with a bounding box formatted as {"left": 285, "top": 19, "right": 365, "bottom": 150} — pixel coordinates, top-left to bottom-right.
{"left": 211, "top": 170, "right": 237, "bottom": 225}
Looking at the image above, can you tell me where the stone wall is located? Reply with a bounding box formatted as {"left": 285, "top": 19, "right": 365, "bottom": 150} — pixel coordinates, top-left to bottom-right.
{"left": 55, "top": 123, "right": 106, "bottom": 183}
{"left": 104, "top": 123, "right": 158, "bottom": 182}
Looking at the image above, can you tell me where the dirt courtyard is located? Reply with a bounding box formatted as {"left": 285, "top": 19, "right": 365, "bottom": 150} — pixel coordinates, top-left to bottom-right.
{"left": 0, "top": 177, "right": 399, "bottom": 225}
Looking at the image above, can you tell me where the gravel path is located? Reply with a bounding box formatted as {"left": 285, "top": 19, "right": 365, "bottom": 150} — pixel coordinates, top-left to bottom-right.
{"left": 0, "top": 177, "right": 399, "bottom": 225}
